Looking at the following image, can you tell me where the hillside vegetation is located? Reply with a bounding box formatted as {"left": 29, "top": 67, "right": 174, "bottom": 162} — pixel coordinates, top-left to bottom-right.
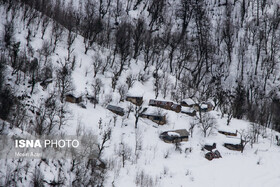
{"left": 0, "top": 0, "right": 280, "bottom": 186}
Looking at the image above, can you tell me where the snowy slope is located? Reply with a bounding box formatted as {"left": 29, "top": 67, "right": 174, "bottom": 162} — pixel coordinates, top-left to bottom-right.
{"left": 1, "top": 1, "right": 280, "bottom": 187}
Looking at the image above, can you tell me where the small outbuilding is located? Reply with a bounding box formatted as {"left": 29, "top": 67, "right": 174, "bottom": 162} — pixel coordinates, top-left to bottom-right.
{"left": 203, "top": 143, "right": 216, "bottom": 152}
{"left": 223, "top": 138, "right": 243, "bottom": 151}
{"left": 65, "top": 94, "right": 83, "bottom": 104}
{"left": 107, "top": 105, "right": 125, "bottom": 116}
{"left": 149, "top": 99, "right": 173, "bottom": 110}
{"left": 159, "top": 129, "right": 189, "bottom": 143}
{"left": 140, "top": 107, "right": 166, "bottom": 125}
{"left": 181, "top": 107, "right": 196, "bottom": 116}
{"left": 218, "top": 130, "right": 238, "bottom": 136}
{"left": 126, "top": 96, "right": 143, "bottom": 106}
{"left": 200, "top": 102, "right": 214, "bottom": 112}
{"left": 181, "top": 98, "right": 196, "bottom": 107}
{"left": 218, "top": 126, "right": 238, "bottom": 136}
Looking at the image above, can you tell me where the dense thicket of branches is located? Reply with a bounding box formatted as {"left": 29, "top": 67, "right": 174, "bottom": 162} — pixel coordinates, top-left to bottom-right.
{"left": 1, "top": 0, "right": 280, "bottom": 132}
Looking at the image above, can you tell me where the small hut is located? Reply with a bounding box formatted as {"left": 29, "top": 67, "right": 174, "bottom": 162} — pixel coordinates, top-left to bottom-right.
{"left": 203, "top": 143, "right": 216, "bottom": 152}
{"left": 223, "top": 138, "right": 243, "bottom": 151}
{"left": 218, "top": 126, "right": 237, "bottom": 136}
{"left": 159, "top": 129, "right": 189, "bottom": 143}
{"left": 200, "top": 102, "right": 214, "bottom": 112}
{"left": 181, "top": 107, "right": 196, "bottom": 116}
{"left": 149, "top": 99, "right": 173, "bottom": 110}
{"left": 181, "top": 98, "right": 196, "bottom": 107}
{"left": 140, "top": 107, "right": 166, "bottom": 125}
{"left": 126, "top": 96, "right": 143, "bottom": 106}
{"left": 218, "top": 130, "right": 238, "bottom": 136}
{"left": 65, "top": 94, "right": 83, "bottom": 103}
{"left": 107, "top": 105, "right": 125, "bottom": 116}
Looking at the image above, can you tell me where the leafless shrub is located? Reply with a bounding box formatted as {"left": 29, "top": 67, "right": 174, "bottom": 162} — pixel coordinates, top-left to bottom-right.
{"left": 199, "top": 113, "right": 217, "bottom": 137}
{"left": 126, "top": 73, "right": 137, "bottom": 89}
{"left": 117, "top": 84, "right": 128, "bottom": 102}
{"left": 135, "top": 170, "right": 159, "bottom": 187}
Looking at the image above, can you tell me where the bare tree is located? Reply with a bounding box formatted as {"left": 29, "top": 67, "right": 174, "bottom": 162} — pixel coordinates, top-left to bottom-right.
{"left": 132, "top": 18, "right": 146, "bottom": 59}
{"left": 40, "top": 16, "right": 50, "bottom": 39}
{"left": 153, "top": 72, "right": 161, "bottom": 99}
{"left": 115, "top": 22, "right": 132, "bottom": 76}
{"left": 117, "top": 84, "right": 128, "bottom": 102}
{"left": 3, "top": 20, "right": 15, "bottom": 48}
{"left": 134, "top": 128, "right": 143, "bottom": 161}
{"left": 189, "top": 118, "right": 198, "bottom": 138}
{"left": 82, "top": 1, "right": 103, "bottom": 54}
{"left": 97, "top": 128, "right": 111, "bottom": 158}
{"left": 176, "top": 0, "right": 193, "bottom": 39}
{"left": 56, "top": 60, "right": 74, "bottom": 102}
{"left": 39, "top": 40, "right": 52, "bottom": 65}
{"left": 161, "top": 73, "right": 171, "bottom": 99}
{"left": 134, "top": 104, "right": 143, "bottom": 129}
{"left": 118, "top": 141, "right": 132, "bottom": 168}
{"left": 238, "top": 129, "right": 252, "bottom": 153}
{"left": 92, "top": 78, "right": 103, "bottom": 108}
{"left": 51, "top": 22, "right": 63, "bottom": 52}
{"left": 126, "top": 73, "right": 137, "bottom": 90}
{"left": 92, "top": 54, "right": 103, "bottom": 78}
{"left": 199, "top": 113, "right": 217, "bottom": 137}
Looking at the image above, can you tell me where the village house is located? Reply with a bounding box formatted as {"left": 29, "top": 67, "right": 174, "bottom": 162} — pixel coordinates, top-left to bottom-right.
{"left": 223, "top": 138, "right": 243, "bottom": 151}
{"left": 126, "top": 96, "right": 143, "bottom": 106}
{"left": 65, "top": 94, "right": 83, "bottom": 104}
{"left": 140, "top": 106, "right": 166, "bottom": 125}
{"left": 159, "top": 129, "right": 189, "bottom": 143}
{"left": 181, "top": 107, "right": 196, "bottom": 116}
{"left": 149, "top": 99, "right": 173, "bottom": 110}
{"left": 181, "top": 98, "right": 196, "bottom": 107}
{"left": 203, "top": 143, "right": 216, "bottom": 152}
{"left": 200, "top": 101, "right": 214, "bottom": 112}
{"left": 218, "top": 130, "right": 238, "bottom": 136}
{"left": 106, "top": 105, "right": 125, "bottom": 116}
{"left": 218, "top": 127, "right": 238, "bottom": 136}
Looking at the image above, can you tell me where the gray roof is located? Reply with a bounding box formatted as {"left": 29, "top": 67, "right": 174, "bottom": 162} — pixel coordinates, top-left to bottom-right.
{"left": 107, "top": 105, "right": 124, "bottom": 113}
{"left": 163, "top": 129, "right": 189, "bottom": 137}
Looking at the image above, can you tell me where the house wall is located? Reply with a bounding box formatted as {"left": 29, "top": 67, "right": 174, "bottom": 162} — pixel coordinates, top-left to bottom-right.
{"left": 218, "top": 131, "right": 237, "bottom": 136}
{"left": 126, "top": 97, "right": 143, "bottom": 106}
{"left": 65, "top": 95, "right": 77, "bottom": 103}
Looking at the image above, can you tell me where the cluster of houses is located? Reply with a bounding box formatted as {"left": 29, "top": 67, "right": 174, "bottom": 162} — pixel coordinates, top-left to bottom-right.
{"left": 65, "top": 93, "right": 248, "bottom": 160}
{"left": 106, "top": 96, "right": 214, "bottom": 125}
{"left": 106, "top": 96, "right": 246, "bottom": 160}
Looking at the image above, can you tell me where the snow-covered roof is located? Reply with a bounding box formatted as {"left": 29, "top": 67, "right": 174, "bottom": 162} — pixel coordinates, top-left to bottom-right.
{"left": 141, "top": 106, "right": 164, "bottom": 116}
{"left": 167, "top": 132, "right": 180, "bottom": 137}
{"left": 218, "top": 126, "right": 237, "bottom": 133}
{"left": 182, "top": 98, "right": 195, "bottom": 105}
{"left": 107, "top": 105, "right": 124, "bottom": 113}
{"left": 168, "top": 129, "right": 189, "bottom": 137}
{"left": 223, "top": 137, "right": 241, "bottom": 145}
{"left": 181, "top": 106, "right": 195, "bottom": 113}
{"left": 200, "top": 104, "right": 208, "bottom": 109}
{"left": 126, "top": 90, "right": 144, "bottom": 97}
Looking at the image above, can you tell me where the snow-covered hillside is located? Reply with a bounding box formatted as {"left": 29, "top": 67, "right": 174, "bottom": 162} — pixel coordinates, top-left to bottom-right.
{"left": 1, "top": 0, "right": 280, "bottom": 186}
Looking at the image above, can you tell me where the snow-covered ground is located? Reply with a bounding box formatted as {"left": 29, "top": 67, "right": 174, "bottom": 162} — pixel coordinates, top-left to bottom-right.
{"left": 1, "top": 1, "right": 280, "bottom": 187}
